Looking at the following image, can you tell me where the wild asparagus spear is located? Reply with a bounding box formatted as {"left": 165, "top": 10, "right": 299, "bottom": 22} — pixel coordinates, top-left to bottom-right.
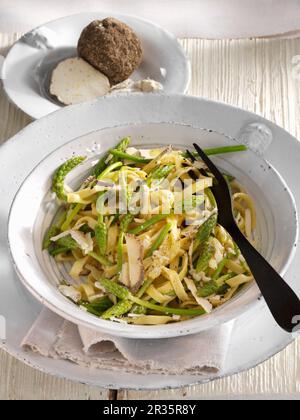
{"left": 96, "top": 161, "right": 122, "bottom": 180}
{"left": 194, "top": 213, "right": 218, "bottom": 251}
{"left": 88, "top": 251, "right": 113, "bottom": 267}
{"left": 198, "top": 273, "right": 233, "bottom": 297}
{"left": 95, "top": 215, "right": 107, "bottom": 256}
{"left": 98, "top": 278, "right": 206, "bottom": 316}
{"left": 101, "top": 279, "right": 154, "bottom": 319}
{"left": 102, "top": 300, "right": 133, "bottom": 319}
{"left": 63, "top": 160, "right": 122, "bottom": 231}
{"left": 47, "top": 233, "right": 78, "bottom": 256}
{"left": 212, "top": 257, "right": 228, "bottom": 281}
{"left": 61, "top": 203, "right": 83, "bottom": 232}
{"left": 92, "top": 137, "right": 130, "bottom": 177}
{"left": 81, "top": 296, "right": 113, "bottom": 316}
{"left": 196, "top": 241, "right": 214, "bottom": 273}
{"left": 52, "top": 156, "right": 86, "bottom": 201}
{"left": 109, "top": 150, "right": 151, "bottom": 164}
{"left": 203, "top": 145, "right": 247, "bottom": 155}
{"left": 42, "top": 225, "right": 60, "bottom": 249}
{"left": 197, "top": 281, "right": 218, "bottom": 297}
{"left": 183, "top": 144, "right": 247, "bottom": 159}
{"left": 147, "top": 164, "right": 175, "bottom": 186}
{"left": 128, "top": 214, "right": 168, "bottom": 235}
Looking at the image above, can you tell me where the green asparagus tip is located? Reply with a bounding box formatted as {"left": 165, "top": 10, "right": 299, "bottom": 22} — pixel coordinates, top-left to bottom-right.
{"left": 52, "top": 156, "right": 86, "bottom": 201}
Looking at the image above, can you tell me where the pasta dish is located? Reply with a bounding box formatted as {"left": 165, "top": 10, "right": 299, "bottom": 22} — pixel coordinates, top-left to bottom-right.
{"left": 43, "top": 137, "right": 256, "bottom": 325}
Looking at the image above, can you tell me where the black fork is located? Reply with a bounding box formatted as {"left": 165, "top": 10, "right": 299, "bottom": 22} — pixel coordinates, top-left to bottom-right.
{"left": 189, "top": 144, "right": 300, "bottom": 333}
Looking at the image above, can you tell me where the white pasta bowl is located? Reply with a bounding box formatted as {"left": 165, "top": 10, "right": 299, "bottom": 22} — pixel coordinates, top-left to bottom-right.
{"left": 8, "top": 108, "right": 298, "bottom": 339}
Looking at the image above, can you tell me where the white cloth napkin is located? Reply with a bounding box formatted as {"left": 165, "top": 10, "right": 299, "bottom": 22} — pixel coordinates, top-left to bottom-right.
{"left": 22, "top": 307, "right": 234, "bottom": 376}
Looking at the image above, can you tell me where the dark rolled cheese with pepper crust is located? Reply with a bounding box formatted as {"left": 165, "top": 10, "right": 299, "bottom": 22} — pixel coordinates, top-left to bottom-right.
{"left": 77, "top": 18, "right": 142, "bottom": 85}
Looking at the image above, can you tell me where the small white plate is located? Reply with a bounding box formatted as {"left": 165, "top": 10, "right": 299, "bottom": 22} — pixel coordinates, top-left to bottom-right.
{"left": 1, "top": 94, "right": 300, "bottom": 389}
{"left": 1, "top": 13, "right": 190, "bottom": 119}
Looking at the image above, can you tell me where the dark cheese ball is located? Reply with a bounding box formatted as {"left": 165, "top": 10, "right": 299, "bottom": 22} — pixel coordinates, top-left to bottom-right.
{"left": 77, "top": 18, "right": 143, "bottom": 85}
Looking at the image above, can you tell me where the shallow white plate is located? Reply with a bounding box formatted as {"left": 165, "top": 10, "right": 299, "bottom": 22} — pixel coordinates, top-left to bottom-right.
{"left": 1, "top": 94, "right": 300, "bottom": 389}
{"left": 8, "top": 123, "right": 298, "bottom": 339}
{"left": 1, "top": 12, "right": 190, "bottom": 119}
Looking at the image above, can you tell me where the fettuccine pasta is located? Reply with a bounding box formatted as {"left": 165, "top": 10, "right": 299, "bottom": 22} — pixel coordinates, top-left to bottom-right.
{"left": 43, "top": 137, "right": 255, "bottom": 325}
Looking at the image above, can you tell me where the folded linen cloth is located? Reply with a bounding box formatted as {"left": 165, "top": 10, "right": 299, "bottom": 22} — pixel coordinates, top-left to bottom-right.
{"left": 22, "top": 307, "right": 234, "bottom": 376}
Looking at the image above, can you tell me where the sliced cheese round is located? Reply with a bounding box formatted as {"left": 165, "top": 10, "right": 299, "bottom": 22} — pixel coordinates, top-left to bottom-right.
{"left": 50, "top": 57, "right": 110, "bottom": 105}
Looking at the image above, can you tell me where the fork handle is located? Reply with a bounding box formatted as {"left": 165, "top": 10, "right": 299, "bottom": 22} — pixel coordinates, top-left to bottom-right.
{"left": 227, "top": 222, "right": 300, "bottom": 333}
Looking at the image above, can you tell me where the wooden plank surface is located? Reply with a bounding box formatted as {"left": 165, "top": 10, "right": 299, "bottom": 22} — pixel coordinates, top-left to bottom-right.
{"left": 0, "top": 33, "right": 300, "bottom": 400}
{"left": 0, "top": 349, "right": 111, "bottom": 400}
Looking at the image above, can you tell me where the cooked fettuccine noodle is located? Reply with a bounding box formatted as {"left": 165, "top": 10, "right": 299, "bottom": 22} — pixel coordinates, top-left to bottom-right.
{"left": 44, "top": 138, "right": 255, "bottom": 325}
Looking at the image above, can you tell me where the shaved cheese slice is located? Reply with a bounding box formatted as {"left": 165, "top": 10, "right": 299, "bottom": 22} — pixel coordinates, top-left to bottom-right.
{"left": 211, "top": 237, "right": 224, "bottom": 264}
{"left": 58, "top": 285, "right": 81, "bottom": 303}
{"left": 50, "top": 230, "right": 93, "bottom": 255}
{"left": 50, "top": 57, "right": 110, "bottom": 105}
{"left": 184, "top": 278, "right": 212, "bottom": 313}
{"left": 88, "top": 293, "right": 105, "bottom": 302}
{"left": 120, "top": 262, "right": 130, "bottom": 287}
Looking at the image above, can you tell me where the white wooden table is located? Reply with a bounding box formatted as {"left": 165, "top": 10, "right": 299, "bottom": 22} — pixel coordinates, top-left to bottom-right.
{"left": 0, "top": 34, "right": 300, "bottom": 400}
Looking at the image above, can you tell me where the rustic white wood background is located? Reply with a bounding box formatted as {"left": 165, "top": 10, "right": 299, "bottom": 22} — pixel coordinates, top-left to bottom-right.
{"left": 0, "top": 34, "right": 300, "bottom": 400}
